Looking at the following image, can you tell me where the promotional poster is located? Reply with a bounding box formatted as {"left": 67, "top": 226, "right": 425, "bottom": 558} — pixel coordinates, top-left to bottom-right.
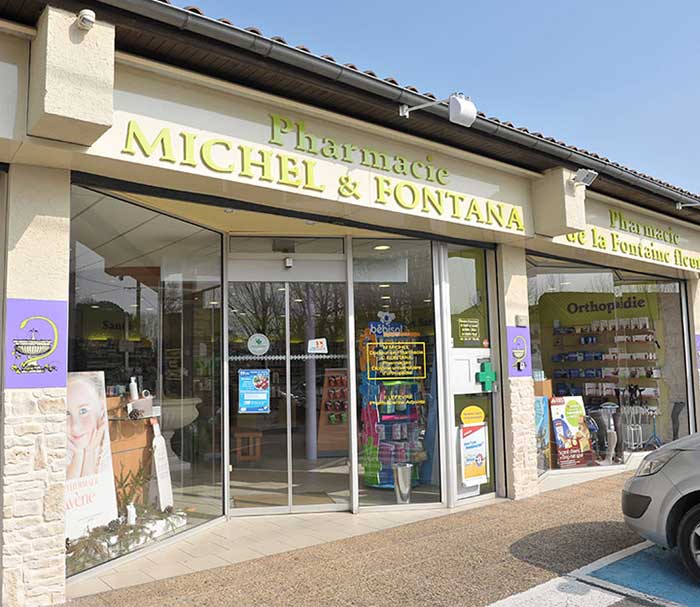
{"left": 238, "top": 369, "right": 271, "bottom": 413}
{"left": 460, "top": 422, "right": 489, "bottom": 487}
{"left": 534, "top": 396, "right": 551, "bottom": 475}
{"left": 550, "top": 396, "right": 594, "bottom": 469}
{"left": 65, "top": 371, "right": 118, "bottom": 540}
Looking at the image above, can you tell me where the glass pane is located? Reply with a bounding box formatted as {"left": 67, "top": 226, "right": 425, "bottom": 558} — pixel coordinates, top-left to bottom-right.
{"left": 289, "top": 283, "right": 350, "bottom": 506}
{"left": 352, "top": 239, "right": 441, "bottom": 506}
{"left": 527, "top": 254, "right": 690, "bottom": 473}
{"left": 447, "top": 246, "right": 495, "bottom": 497}
{"left": 228, "top": 282, "right": 289, "bottom": 508}
{"left": 67, "top": 187, "right": 223, "bottom": 576}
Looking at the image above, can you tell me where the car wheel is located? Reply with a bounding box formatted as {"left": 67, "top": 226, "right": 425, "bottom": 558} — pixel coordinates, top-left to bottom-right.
{"left": 678, "top": 504, "right": 700, "bottom": 582}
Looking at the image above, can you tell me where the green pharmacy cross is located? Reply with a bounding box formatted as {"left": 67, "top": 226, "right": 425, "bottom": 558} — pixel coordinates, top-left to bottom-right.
{"left": 477, "top": 361, "right": 497, "bottom": 392}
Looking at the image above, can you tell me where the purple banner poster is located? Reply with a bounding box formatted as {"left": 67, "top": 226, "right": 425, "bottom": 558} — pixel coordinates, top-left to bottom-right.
{"left": 4, "top": 298, "right": 68, "bottom": 389}
{"left": 506, "top": 326, "right": 532, "bottom": 378}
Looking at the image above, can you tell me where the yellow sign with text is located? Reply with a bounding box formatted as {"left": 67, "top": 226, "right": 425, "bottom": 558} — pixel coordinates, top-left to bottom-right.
{"left": 120, "top": 115, "right": 528, "bottom": 235}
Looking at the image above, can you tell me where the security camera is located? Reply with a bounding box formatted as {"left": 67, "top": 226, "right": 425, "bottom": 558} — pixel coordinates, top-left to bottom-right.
{"left": 76, "top": 9, "right": 96, "bottom": 31}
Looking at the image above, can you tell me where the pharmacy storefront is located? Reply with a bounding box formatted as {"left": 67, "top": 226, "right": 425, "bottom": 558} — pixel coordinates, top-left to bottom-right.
{"left": 54, "top": 66, "right": 532, "bottom": 575}
{"left": 0, "top": 5, "right": 699, "bottom": 604}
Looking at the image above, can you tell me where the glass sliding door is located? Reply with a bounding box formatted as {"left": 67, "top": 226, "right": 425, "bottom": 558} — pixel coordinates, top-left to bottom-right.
{"left": 228, "top": 238, "right": 350, "bottom": 512}
{"left": 289, "top": 282, "right": 350, "bottom": 507}
{"left": 228, "top": 282, "right": 289, "bottom": 508}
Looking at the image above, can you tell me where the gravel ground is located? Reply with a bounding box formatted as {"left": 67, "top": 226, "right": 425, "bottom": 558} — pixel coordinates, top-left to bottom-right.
{"left": 67, "top": 472, "right": 641, "bottom": 607}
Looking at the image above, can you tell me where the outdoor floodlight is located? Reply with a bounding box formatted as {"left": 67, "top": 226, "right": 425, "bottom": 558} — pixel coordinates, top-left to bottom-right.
{"left": 399, "top": 93, "right": 478, "bottom": 128}
{"left": 572, "top": 168, "right": 599, "bottom": 187}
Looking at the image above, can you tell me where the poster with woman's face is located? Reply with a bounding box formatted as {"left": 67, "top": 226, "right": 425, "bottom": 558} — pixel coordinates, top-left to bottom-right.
{"left": 65, "top": 371, "right": 118, "bottom": 541}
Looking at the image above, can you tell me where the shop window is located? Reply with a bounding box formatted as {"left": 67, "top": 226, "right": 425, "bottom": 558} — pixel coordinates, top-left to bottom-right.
{"left": 352, "top": 239, "right": 440, "bottom": 505}
{"left": 527, "top": 254, "right": 691, "bottom": 475}
{"left": 66, "top": 187, "right": 223, "bottom": 575}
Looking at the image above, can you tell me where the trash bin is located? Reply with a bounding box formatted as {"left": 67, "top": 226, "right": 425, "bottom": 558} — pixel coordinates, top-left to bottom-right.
{"left": 393, "top": 463, "right": 413, "bottom": 504}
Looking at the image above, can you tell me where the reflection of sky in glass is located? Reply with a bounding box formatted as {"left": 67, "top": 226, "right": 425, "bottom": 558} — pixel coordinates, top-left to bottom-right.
{"left": 447, "top": 257, "right": 478, "bottom": 314}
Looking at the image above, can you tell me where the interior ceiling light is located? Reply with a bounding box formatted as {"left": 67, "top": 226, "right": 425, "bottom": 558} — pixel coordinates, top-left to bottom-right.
{"left": 373, "top": 244, "right": 391, "bottom": 251}
{"left": 378, "top": 284, "right": 391, "bottom": 288}
{"left": 381, "top": 295, "right": 391, "bottom": 300}
{"left": 399, "top": 92, "right": 477, "bottom": 128}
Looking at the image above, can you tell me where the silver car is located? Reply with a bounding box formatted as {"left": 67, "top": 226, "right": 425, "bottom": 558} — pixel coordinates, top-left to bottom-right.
{"left": 623, "top": 432, "right": 700, "bottom": 581}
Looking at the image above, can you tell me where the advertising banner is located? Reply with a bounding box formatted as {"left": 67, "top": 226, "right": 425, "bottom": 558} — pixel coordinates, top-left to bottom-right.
{"left": 65, "top": 371, "right": 118, "bottom": 540}
{"left": 238, "top": 369, "right": 271, "bottom": 414}
{"left": 534, "top": 396, "right": 551, "bottom": 475}
{"left": 460, "top": 422, "right": 489, "bottom": 487}
{"left": 550, "top": 396, "right": 594, "bottom": 469}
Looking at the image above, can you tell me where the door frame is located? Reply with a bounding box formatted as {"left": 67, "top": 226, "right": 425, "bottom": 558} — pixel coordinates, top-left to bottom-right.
{"left": 435, "top": 243, "right": 504, "bottom": 508}
{"left": 227, "top": 242, "right": 353, "bottom": 515}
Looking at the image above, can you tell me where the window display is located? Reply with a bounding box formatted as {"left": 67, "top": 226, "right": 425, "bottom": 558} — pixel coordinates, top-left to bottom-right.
{"left": 527, "top": 254, "right": 691, "bottom": 472}
{"left": 67, "top": 187, "right": 223, "bottom": 575}
{"left": 353, "top": 239, "right": 440, "bottom": 505}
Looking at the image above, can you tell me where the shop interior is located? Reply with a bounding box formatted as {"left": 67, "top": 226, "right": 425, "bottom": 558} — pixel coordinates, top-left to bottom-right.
{"left": 527, "top": 253, "right": 691, "bottom": 476}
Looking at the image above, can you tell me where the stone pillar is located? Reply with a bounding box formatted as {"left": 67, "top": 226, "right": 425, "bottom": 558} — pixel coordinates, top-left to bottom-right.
{"left": 1, "top": 165, "right": 71, "bottom": 606}
{"left": 685, "top": 278, "right": 700, "bottom": 433}
{"left": 496, "top": 244, "right": 538, "bottom": 499}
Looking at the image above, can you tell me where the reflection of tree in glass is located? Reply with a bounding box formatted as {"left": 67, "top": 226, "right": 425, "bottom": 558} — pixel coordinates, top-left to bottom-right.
{"left": 228, "top": 283, "right": 285, "bottom": 348}
{"left": 289, "top": 284, "right": 345, "bottom": 347}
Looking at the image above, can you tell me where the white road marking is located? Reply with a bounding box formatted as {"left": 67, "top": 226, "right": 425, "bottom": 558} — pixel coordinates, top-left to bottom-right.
{"left": 487, "top": 577, "right": 626, "bottom": 607}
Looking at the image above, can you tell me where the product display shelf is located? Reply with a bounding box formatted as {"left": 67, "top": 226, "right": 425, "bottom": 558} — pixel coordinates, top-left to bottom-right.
{"left": 360, "top": 378, "right": 423, "bottom": 489}
{"left": 317, "top": 368, "right": 349, "bottom": 456}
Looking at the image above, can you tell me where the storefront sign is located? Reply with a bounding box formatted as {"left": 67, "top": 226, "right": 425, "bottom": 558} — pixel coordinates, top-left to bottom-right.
{"left": 65, "top": 371, "right": 119, "bottom": 540}
{"left": 238, "top": 369, "right": 271, "bottom": 413}
{"left": 116, "top": 116, "right": 528, "bottom": 235}
{"left": 247, "top": 333, "right": 270, "bottom": 356}
{"left": 476, "top": 361, "right": 497, "bottom": 392}
{"left": 4, "top": 298, "right": 68, "bottom": 389}
{"left": 366, "top": 340, "right": 427, "bottom": 381}
{"left": 536, "top": 292, "right": 658, "bottom": 325}
{"left": 506, "top": 326, "right": 532, "bottom": 377}
{"left": 549, "top": 396, "right": 594, "bottom": 469}
{"left": 555, "top": 199, "right": 700, "bottom": 273}
{"left": 460, "top": 423, "right": 489, "bottom": 487}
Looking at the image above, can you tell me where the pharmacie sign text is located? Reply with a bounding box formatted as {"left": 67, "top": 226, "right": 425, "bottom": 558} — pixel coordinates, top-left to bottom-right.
{"left": 120, "top": 115, "right": 526, "bottom": 234}
{"left": 557, "top": 204, "right": 700, "bottom": 272}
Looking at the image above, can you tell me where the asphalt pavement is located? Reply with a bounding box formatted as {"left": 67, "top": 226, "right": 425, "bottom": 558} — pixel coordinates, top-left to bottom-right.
{"left": 67, "top": 472, "right": 652, "bottom": 607}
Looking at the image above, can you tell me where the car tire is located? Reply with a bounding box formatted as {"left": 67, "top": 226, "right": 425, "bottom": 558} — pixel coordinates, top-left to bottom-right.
{"left": 678, "top": 504, "right": 700, "bottom": 583}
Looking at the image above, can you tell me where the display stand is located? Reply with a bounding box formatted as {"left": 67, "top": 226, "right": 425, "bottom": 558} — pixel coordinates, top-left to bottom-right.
{"left": 317, "top": 368, "right": 349, "bottom": 456}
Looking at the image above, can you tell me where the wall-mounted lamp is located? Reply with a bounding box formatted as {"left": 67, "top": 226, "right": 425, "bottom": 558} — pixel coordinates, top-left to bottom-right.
{"left": 572, "top": 168, "right": 599, "bottom": 187}
{"left": 399, "top": 93, "right": 477, "bottom": 128}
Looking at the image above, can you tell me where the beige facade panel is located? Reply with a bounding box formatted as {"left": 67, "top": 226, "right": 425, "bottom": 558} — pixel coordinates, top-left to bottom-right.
{"left": 531, "top": 167, "right": 587, "bottom": 237}
{"left": 27, "top": 7, "right": 114, "bottom": 146}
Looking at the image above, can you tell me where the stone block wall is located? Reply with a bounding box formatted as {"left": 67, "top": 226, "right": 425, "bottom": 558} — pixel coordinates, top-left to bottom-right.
{"left": 496, "top": 244, "right": 539, "bottom": 499}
